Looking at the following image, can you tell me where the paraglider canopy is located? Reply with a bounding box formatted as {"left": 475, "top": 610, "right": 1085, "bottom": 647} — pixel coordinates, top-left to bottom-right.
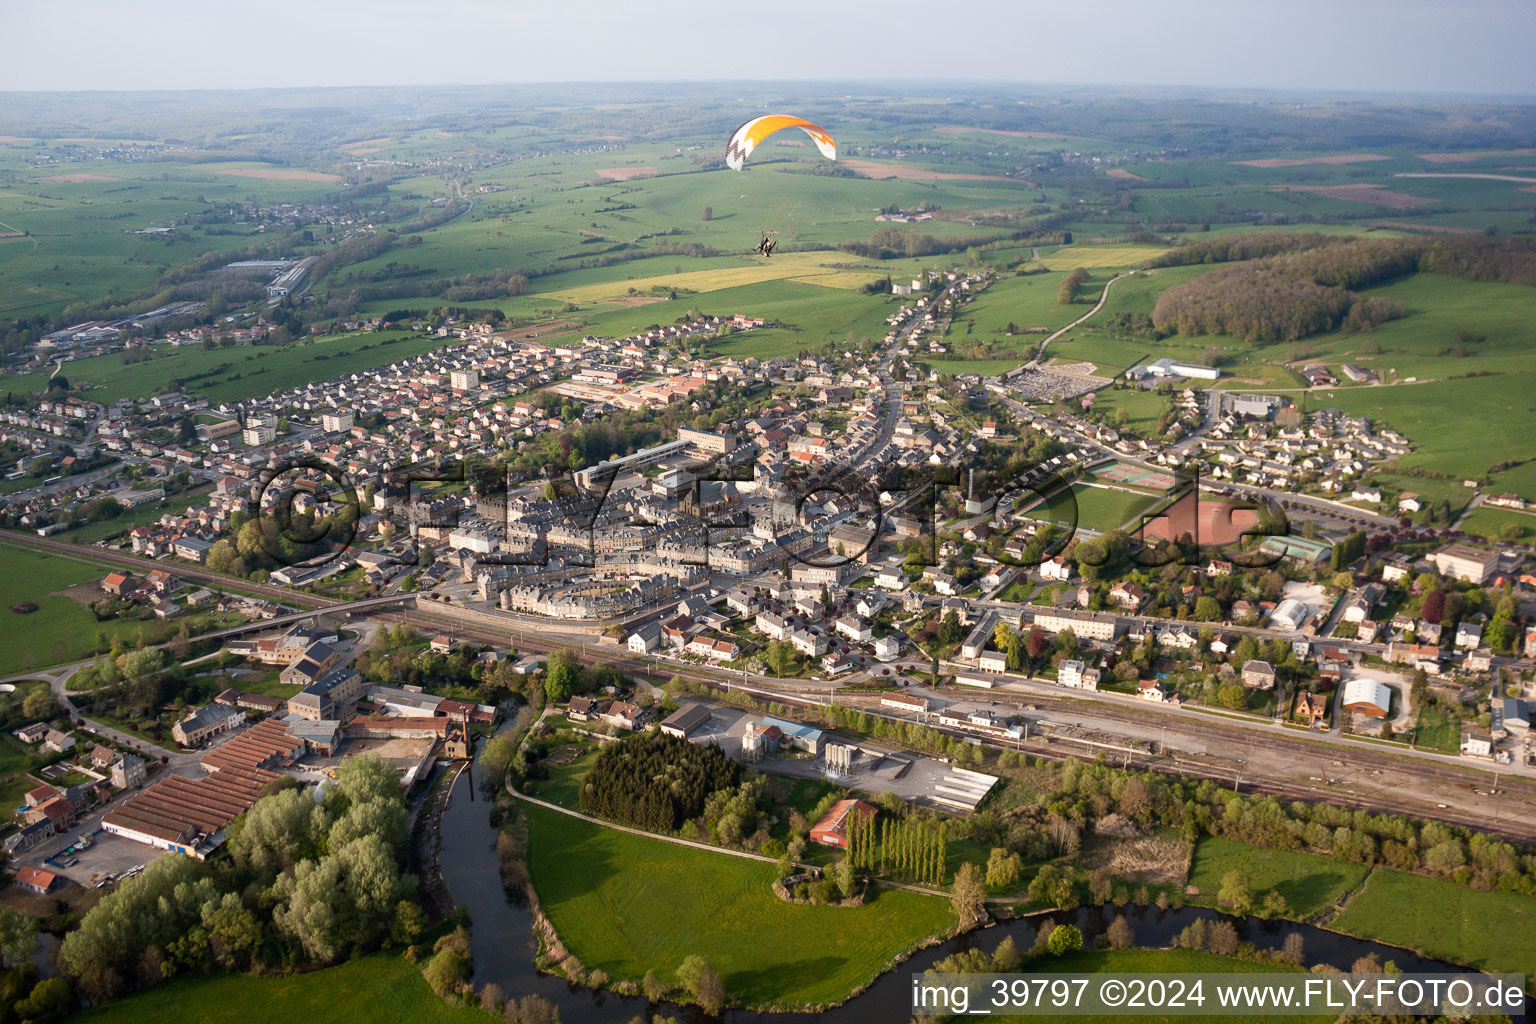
{"left": 725, "top": 114, "right": 836, "bottom": 171}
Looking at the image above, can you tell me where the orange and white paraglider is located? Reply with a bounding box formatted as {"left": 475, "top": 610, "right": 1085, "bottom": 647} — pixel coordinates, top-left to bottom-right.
{"left": 725, "top": 114, "right": 836, "bottom": 171}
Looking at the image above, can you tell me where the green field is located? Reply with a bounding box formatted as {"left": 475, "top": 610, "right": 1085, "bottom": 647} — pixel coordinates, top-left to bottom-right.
{"left": 523, "top": 744, "right": 599, "bottom": 809}
{"left": 1412, "top": 704, "right": 1462, "bottom": 754}
{"left": 523, "top": 802, "right": 955, "bottom": 1008}
{"left": 0, "top": 542, "right": 239, "bottom": 675}
{"left": 0, "top": 156, "right": 344, "bottom": 319}
{"left": 8, "top": 331, "right": 454, "bottom": 404}
{"left": 1186, "top": 837, "right": 1369, "bottom": 920}
{"left": 71, "top": 952, "right": 493, "bottom": 1024}
{"left": 1457, "top": 504, "right": 1536, "bottom": 543}
{"left": 0, "top": 543, "right": 129, "bottom": 674}
{"left": 1320, "top": 372, "right": 1536, "bottom": 483}
{"left": 1331, "top": 869, "right": 1536, "bottom": 978}
{"left": 1022, "top": 482, "right": 1155, "bottom": 533}
{"left": 953, "top": 272, "right": 1084, "bottom": 337}
{"left": 1081, "top": 388, "right": 1173, "bottom": 437}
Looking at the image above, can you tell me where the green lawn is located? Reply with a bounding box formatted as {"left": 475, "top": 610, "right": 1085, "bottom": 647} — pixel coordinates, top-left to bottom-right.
{"left": 1186, "top": 836, "right": 1368, "bottom": 920}
{"left": 1081, "top": 388, "right": 1175, "bottom": 438}
{"left": 1022, "top": 483, "right": 1155, "bottom": 533}
{"left": 1458, "top": 504, "right": 1536, "bottom": 543}
{"left": 523, "top": 744, "right": 599, "bottom": 809}
{"left": 1413, "top": 704, "right": 1462, "bottom": 754}
{"left": 523, "top": 802, "right": 955, "bottom": 1009}
{"left": 72, "top": 952, "right": 494, "bottom": 1024}
{"left": 1331, "top": 869, "right": 1536, "bottom": 978}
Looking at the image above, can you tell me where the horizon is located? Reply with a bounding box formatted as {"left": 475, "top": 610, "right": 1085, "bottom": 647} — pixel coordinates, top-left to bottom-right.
{"left": 2, "top": 77, "right": 1536, "bottom": 103}
{"left": 6, "top": 0, "right": 1536, "bottom": 96}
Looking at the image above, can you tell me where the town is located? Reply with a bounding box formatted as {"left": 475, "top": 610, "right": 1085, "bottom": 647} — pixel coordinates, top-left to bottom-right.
{"left": 1, "top": 60, "right": 1535, "bottom": 1024}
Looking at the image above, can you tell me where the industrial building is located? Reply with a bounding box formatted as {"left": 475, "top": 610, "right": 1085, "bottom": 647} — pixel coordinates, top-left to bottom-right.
{"left": 101, "top": 765, "right": 281, "bottom": 858}
{"left": 660, "top": 702, "right": 713, "bottom": 739}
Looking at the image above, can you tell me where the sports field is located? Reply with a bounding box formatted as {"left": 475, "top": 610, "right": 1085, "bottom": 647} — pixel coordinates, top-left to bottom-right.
{"left": 523, "top": 803, "right": 954, "bottom": 1008}
{"left": 1021, "top": 482, "right": 1155, "bottom": 533}
{"left": 1093, "top": 462, "right": 1177, "bottom": 490}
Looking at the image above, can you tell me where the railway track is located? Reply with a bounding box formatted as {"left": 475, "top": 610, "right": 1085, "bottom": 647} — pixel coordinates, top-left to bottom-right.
{"left": 10, "top": 531, "right": 1535, "bottom": 843}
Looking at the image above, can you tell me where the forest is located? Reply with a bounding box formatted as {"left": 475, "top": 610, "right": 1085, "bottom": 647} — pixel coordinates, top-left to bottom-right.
{"left": 577, "top": 732, "right": 740, "bottom": 832}
{"left": 1149, "top": 234, "right": 1536, "bottom": 344}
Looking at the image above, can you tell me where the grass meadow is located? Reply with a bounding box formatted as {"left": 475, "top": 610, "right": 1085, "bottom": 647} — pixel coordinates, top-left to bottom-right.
{"left": 72, "top": 953, "right": 494, "bottom": 1024}
{"left": 0, "top": 542, "right": 233, "bottom": 674}
{"left": 8, "top": 330, "right": 452, "bottom": 404}
{"left": 1330, "top": 869, "right": 1536, "bottom": 978}
{"left": 523, "top": 802, "right": 955, "bottom": 1008}
{"left": 1185, "top": 837, "right": 1369, "bottom": 920}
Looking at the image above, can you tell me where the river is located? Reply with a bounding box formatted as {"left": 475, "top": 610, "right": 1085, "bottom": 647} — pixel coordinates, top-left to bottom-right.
{"left": 437, "top": 737, "right": 1458, "bottom": 1023}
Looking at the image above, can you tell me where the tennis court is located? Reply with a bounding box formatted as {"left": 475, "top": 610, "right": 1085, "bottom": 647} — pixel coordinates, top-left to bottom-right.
{"left": 1092, "top": 462, "right": 1177, "bottom": 491}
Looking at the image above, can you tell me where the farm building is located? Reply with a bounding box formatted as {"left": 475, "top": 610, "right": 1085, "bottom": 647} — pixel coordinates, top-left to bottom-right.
{"left": 809, "top": 798, "right": 876, "bottom": 849}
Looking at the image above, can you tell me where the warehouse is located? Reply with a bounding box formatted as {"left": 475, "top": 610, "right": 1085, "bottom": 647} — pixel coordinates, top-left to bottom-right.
{"left": 101, "top": 765, "right": 279, "bottom": 858}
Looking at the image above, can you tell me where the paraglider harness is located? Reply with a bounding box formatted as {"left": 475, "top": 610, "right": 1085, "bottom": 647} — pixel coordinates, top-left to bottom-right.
{"left": 755, "top": 234, "right": 776, "bottom": 257}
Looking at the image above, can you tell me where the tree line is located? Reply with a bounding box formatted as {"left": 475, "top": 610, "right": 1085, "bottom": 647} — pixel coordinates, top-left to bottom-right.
{"left": 844, "top": 808, "right": 948, "bottom": 885}
{"left": 54, "top": 756, "right": 423, "bottom": 1008}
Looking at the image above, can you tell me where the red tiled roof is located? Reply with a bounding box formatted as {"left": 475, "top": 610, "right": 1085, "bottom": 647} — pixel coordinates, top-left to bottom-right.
{"left": 201, "top": 717, "right": 302, "bottom": 771}
{"left": 14, "top": 866, "right": 58, "bottom": 890}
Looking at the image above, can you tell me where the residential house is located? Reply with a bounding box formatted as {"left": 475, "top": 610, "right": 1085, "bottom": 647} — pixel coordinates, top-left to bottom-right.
{"left": 1241, "top": 660, "right": 1276, "bottom": 690}
{"left": 1295, "top": 692, "right": 1329, "bottom": 728}
{"left": 627, "top": 620, "right": 662, "bottom": 654}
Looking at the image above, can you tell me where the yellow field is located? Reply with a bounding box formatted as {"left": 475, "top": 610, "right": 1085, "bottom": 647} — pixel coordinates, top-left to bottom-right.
{"left": 543, "top": 251, "right": 881, "bottom": 303}
{"left": 1038, "top": 245, "right": 1168, "bottom": 270}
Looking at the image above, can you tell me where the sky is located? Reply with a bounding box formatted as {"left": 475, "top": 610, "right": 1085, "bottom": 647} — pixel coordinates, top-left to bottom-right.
{"left": 4, "top": 0, "right": 1534, "bottom": 96}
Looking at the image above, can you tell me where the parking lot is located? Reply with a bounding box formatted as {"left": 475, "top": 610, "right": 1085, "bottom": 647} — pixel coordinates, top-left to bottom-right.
{"left": 44, "top": 828, "right": 167, "bottom": 888}
{"left": 682, "top": 703, "right": 997, "bottom": 810}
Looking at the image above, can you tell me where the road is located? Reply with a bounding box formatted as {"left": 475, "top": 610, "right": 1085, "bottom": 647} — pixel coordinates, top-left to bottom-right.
{"left": 1013, "top": 272, "right": 1130, "bottom": 374}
